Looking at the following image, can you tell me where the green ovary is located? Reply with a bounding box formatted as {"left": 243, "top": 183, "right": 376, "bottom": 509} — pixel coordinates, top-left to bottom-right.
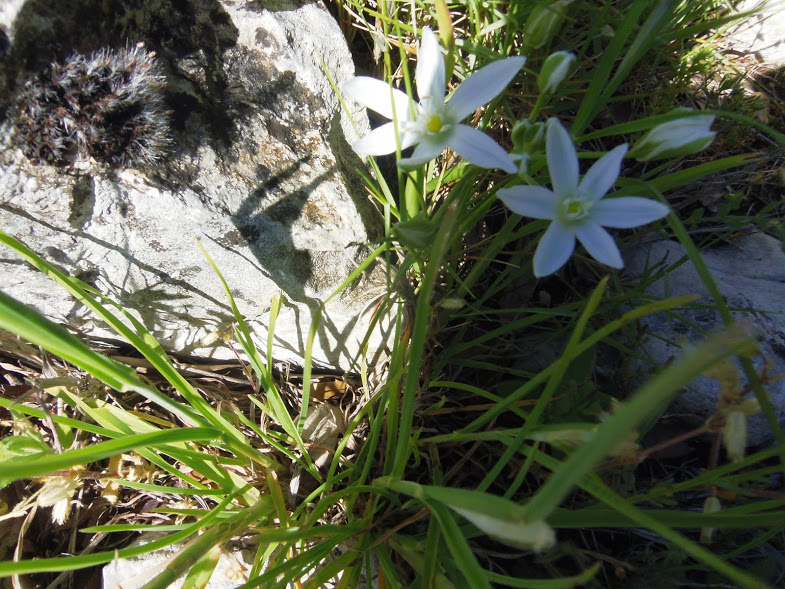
{"left": 426, "top": 115, "right": 444, "bottom": 133}
{"left": 559, "top": 196, "right": 592, "bottom": 224}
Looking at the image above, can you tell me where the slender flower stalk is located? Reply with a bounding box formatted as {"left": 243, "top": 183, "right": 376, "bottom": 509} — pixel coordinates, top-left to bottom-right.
{"left": 497, "top": 118, "right": 670, "bottom": 277}
{"left": 340, "top": 28, "right": 525, "bottom": 173}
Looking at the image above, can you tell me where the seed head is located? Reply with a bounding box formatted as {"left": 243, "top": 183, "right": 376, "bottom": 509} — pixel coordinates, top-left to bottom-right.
{"left": 11, "top": 43, "right": 170, "bottom": 167}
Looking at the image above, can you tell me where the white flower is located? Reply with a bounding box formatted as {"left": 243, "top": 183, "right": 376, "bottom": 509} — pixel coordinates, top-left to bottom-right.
{"left": 340, "top": 28, "right": 525, "bottom": 173}
{"left": 497, "top": 119, "right": 670, "bottom": 277}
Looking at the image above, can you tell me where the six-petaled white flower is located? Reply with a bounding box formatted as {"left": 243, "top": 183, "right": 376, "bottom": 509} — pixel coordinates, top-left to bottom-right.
{"left": 340, "top": 27, "right": 525, "bottom": 173}
{"left": 497, "top": 118, "right": 670, "bottom": 277}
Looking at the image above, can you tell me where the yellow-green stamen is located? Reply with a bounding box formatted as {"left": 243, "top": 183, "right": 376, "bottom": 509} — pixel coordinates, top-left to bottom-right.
{"left": 560, "top": 195, "right": 592, "bottom": 224}
{"left": 426, "top": 115, "right": 443, "bottom": 133}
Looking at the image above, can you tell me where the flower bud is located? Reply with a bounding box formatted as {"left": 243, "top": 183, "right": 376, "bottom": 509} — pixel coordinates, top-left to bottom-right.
{"left": 439, "top": 297, "right": 466, "bottom": 310}
{"left": 538, "top": 51, "right": 576, "bottom": 94}
{"left": 700, "top": 496, "right": 721, "bottom": 544}
{"left": 509, "top": 120, "right": 546, "bottom": 174}
{"left": 522, "top": 0, "right": 572, "bottom": 50}
{"left": 723, "top": 410, "right": 747, "bottom": 463}
{"left": 738, "top": 396, "right": 761, "bottom": 416}
{"left": 512, "top": 120, "right": 546, "bottom": 153}
{"left": 629, "top": 109, "right": 716, "bottom": 161}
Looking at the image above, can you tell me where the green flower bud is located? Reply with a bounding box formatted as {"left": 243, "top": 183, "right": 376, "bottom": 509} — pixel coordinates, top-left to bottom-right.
{"left": 522, "top": 0, "right": 572, "bottom": 50}
{"left": 510, "top": 119, "right": 546, "bottom": 175}
{"left": 629, "top": 109, "right": 716, "bottom": 161}
{"left": 512, "top": 119, "right": 546, "bottom": 153}
{"left": 538, "top": 51, "right": 576, "bottom": 94}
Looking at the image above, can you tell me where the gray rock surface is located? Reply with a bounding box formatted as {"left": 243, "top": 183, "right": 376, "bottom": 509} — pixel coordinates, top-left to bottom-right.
{"left": 102, "top": 532, "right": 378, "bottom": 589}
{"left": 724, "top": 0, "right": 785, "bottom": 66}
{"left": 625, "top": 233, "right": 785, "bottom": 446}
{"left": 102, "top": 534, "right": 253, "bottom": 589}
{"left": 0, "top": 0, "right": 390, "bottom": 369}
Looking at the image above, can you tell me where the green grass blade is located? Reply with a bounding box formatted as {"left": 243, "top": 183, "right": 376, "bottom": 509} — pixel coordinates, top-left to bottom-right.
{"left": 0, "top": 231, "right": 244, "bottom": 432}
{"left": 0, "top": 427, "right": 220, "bottom": 481}
{"left": 548, "top": 507, "right": 785, "bottom": 529}
{"left": 196, "top": 239, "right": 312, "bottom": 465}
{"left": 484, "top": 563, "right": 601, "bottom": 588}
{"left": 392, "top": 203, "right": 458, "bottom": 477}
{"left": 0, "top": 291, "right": 140, "bottom": 394}
{"left": 459, "top": 294, "right": 698, "bottom": 434}
{"left": 581, "top": 476, "right": 772, "bottom": 589}
{"left": 522, "top": 326, "right": 758, "bottom": 523}
{"left": 427, "top": 501, "right": 493, "bottom": 589}
{"left": 0, "top": 486, "right": 249, "bottom": 577}
{"left": 140, "top": 499, "right": 272, "bottom": 589}
{"left": 572, "top": 0, "right": 649, "bottom": 134}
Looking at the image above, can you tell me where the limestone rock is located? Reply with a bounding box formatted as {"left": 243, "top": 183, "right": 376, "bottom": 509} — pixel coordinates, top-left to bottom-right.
{"left": 101, "top": 532, "right": 378, "bottom": 589}
{"left": 0, "top": 0, "right": 389, "bottom": 370}
{"left": 625, "top": 233, "right": 785, "bottom": 446}
{"left": 724, "top": 0, "right": 785, "bottom": 66}
{"left": 102, "top": 534, "right": 253, "bottom": 589}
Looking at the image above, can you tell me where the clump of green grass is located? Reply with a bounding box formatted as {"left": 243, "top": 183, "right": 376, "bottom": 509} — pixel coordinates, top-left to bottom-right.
{"left": 1, "top": 0, "right": 785, "bottom": 588}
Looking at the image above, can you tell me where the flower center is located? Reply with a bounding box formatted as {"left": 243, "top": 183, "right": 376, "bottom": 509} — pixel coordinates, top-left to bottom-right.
{"left": 559, "top": 195, "right": 593, "bottom": 224}
{"left": 426, "top": 114, "right": 444, "bottom": 133}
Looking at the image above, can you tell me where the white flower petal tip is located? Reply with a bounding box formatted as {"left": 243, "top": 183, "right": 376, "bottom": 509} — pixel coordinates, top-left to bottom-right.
{"left": 447, "top": 55, "right": 527, "bottom": 122}
{"left": 340, "top": 77, "right": 410, "bottom": 122}
{"left": 592, "top": 197, "right": 670, "bottom": 228}
{"left": 574, "top": 223, "right": 624, "bottom": 268}
{"left": 496, "top": 186, "right": 558, "bottom": 219}
{"left": 579, "top": 143, "right": 628, "bottom": 202}
{"left": 416, "top": 28, "right": 446, "bottom": 104}
{"left": 341, "top": 29, "right": 523, "bottom": 170}
{"left": 500, "top": 118, "right": 670, "bottom": 277}
{"left": 449, "top": 125, "right": 519, "bottom": 173}
{"left": 534, "top": 222, "right": 575, "bottom": 277}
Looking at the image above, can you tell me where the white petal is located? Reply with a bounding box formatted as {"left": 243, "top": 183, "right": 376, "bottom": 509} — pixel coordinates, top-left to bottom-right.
{"left": 353, "top": 122, "right": 408, "bottom": 156}
{"left": 496, "top": 186, "right": 558, "bottom": 219}
{"left": 592, "top": 197, "right": 670, "bottom": 228}
{"left": 579, "top": 143, "right": 628, "bottom": 202}
{"left": 341, "top": 77, "right": 411, "bottom": 121}
{"left": 398, "top": 140, "right": 445, "bottom": 168}
{"left": 416, "top": 28, "right": 446, "bottom": 104}
{"left": 546, "top": 119, "right": 579, "bottom": 197}
{"left": 447, "top": 56, "right": 527, "bottom": 122}
{"left": 574, "top": 222, "right": 623, "bottom": 268}
{"left": 534, "top": 222, "right": 575, "bottom": 277}
{"left": 448, "top": 125, "right": 518, "bottom": 173}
